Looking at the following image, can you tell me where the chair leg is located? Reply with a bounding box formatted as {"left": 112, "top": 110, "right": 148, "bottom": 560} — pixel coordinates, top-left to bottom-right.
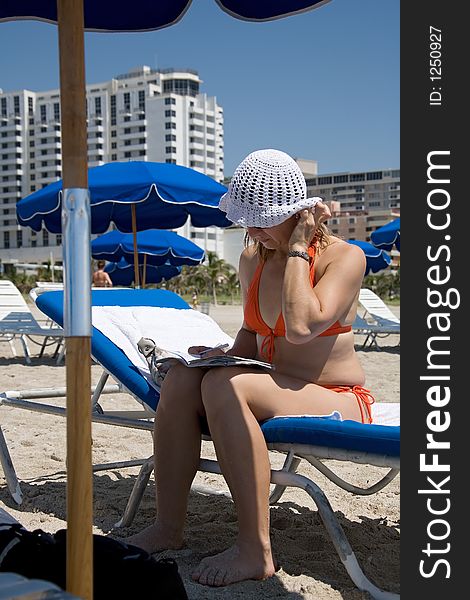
{"left": 270, "top": 467, "right": 398, "bottom": 599}
{"left": 19, "top": 335, "right": 32, "bottom": 365}
{"left": 55, "top": 342, "right": 66, "bottom": 365}
{"left": 38, "top": 336, "right": 50, "bottom": 358}
{"left": 269, "top": 451, "right": 301, "bottom": 504}
{"left": 114, "top": 456, "right": 154, "bottom": 528}
{"left": 0, "top": 425, "right": 23, "bottom": 505}
{"left": 8, "top": 339, "right": 17, "bottom": 358}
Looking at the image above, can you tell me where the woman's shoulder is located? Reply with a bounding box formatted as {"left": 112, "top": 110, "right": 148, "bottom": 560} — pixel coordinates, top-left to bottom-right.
{"left": 318, "top": 238, "right": 366, "bottom": 274}
{"left": 238, "top": 245, "right": 259, "bottom": 287}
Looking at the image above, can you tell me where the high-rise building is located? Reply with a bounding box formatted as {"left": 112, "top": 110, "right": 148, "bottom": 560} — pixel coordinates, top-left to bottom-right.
{"left": 0, "top": 66, "right": 225, "bottom": 264}
{"left": 306, "top": 168, "right": 400, "bottom": 241}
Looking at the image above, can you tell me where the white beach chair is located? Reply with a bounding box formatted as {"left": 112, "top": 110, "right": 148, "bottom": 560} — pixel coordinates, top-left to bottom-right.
{"left": 353, "top": 288, "right": 400, "bottom": 349}
{"left": 0, "top": 289, "right": 400, "bottom": 599}
{"left": 0, "top": 280, "right": 64, "bottom": 364}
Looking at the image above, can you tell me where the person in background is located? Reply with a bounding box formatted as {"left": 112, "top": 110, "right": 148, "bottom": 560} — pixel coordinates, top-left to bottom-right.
{"left": 191, "top": 291, "right": 199, "bottom": 309}
{"left": 92, "top": 260, "right": 113, "bottom": 287}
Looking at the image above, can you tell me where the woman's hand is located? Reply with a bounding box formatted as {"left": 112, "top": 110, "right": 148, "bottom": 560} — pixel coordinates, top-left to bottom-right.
{"left": 289, "top": 201, "right": 331, "bottom": 251}
{"left": 188, "top": 345, "right": 227, "bottom": 358}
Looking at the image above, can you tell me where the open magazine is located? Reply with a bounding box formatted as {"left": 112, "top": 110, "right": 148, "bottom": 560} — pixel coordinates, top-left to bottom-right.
{"left": 137, "top": 337, "right": 274, "bottom": 388}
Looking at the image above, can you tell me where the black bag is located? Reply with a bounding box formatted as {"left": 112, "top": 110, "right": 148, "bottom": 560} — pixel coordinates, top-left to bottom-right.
{"left": 0, "top": 523, "right": 188, "bottom": 599}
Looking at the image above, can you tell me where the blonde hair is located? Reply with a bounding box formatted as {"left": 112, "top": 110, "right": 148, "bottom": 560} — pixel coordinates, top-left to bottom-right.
{"left": 244, "top": 222, "right": 333, "bottom": 261}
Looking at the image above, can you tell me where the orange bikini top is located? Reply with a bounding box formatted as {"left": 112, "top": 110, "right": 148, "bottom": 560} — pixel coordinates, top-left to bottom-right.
{"left": 244, "top": 244, "right": 352, "bottom": 361}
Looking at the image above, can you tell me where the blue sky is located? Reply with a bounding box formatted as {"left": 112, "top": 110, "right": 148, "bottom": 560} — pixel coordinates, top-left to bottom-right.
{"left": 0, "top": 0, "right": 399, "bottom": 177}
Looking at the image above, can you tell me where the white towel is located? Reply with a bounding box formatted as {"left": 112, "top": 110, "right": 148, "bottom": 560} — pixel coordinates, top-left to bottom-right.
{"left": 92, "top": 306, "right": 234, "bottom": 383}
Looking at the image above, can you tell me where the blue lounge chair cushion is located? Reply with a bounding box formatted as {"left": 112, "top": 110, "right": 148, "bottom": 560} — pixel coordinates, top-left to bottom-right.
{"left": 261, "top": 417, "right": 399, "bottom": 457}
{"left": 36, "top": 289, "right": 399, "bottom": 459}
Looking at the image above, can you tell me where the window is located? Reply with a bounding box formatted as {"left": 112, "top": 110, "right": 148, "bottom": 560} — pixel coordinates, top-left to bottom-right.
{"left": 165, "top": 134, "right": 176, "bottom": 141}
{"left": 1, "top": 98, "right": 6, "bottom": 117}
{"left": 28, "top": 97, "right": 34, "bottom": 115}
{"left": 318, "top": 176, "right": 332, "bottom": 185}
{"left": 165, "top": 110, "right": 176, "bottom": 117}
{"left": 42, "top": 229, "right": 49, "bottom": 245}
{"left": 111, "top": 142, "right": 117, "bottom": 149}
{"left": 111, "top": 130, "right": 117, "bottom": 137}
{"left": 56, "top": 234, "right": 62, "bottom": 244}
{"left": 95, "top": 96, "right": 102, "bottom": 116}
{"left": 350, "top": 173, "right": 365, "bottom": 182}
{"left": 40, "top": 105, "right": 47, "bottom": 123}
{"left": 138, "top": 90, "right": 145, "bottom": 111}
{"left": 124, "top": 151, "right": 131, "bottom": 158}
{"left": 165, "top": 122, "right": 176, "bottom": 129}
{"left": 165, "top": 97, "right": 176, "bottom": 105}
{"left": 165, "top": 147, "right": 176, "bottom": 154}
{"left": 110, "top": 94, "right": 116, "bottom": 125}
{"left": 3, "top": 231, "right": 10, "bottom": 248}
{"left": 165, "top": 159, "right": 176, "bottom": 164}
{"left": 124, "top": 128, "right": 131, "bottom": 134}
{"left": 367, "top": 171, "right": 383, "bottom": 180}
{"left": 54, "top": 102, "right": 60, "bottom": 121}
{"left": 111, "top": 154, "right": 117, "bottom": 161}
{"left": 17, "top": 230, "right": 23, "bottom": 248}
{"left": 14, "top": 96, "right": 20, "bottom": 116}
{"left": 333, "top": 175, "right": 349, "bottom": 184}
{"left": 123, "top": 92, "right": 131, "bottom": 111}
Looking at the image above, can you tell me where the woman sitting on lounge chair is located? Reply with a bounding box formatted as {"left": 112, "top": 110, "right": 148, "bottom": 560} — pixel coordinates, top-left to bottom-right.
{"left": 127, "top": 149, "right": 372, "bottom": 587}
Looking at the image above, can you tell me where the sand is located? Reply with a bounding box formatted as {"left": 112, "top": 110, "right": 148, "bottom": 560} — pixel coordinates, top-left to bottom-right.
{"left": 0, "top": 301, "right": 400, "bottom": 599}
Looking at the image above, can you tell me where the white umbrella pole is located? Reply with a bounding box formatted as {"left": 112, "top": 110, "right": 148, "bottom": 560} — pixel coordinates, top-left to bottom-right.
{"left": 57, "top": 1, "right": 93, "bottom": 598}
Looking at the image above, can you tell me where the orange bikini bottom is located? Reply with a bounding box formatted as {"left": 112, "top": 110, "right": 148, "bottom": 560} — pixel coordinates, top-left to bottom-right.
{"left": 323, "top": 385, "right": 375, "bottom": 424}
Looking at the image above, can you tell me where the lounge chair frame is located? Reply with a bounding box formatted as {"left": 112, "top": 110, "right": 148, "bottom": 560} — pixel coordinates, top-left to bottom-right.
{"left": 0, "top": 280, "right": 64, "bottom": 364}
{"left": 0, "top": 290, "right": 399, "bottom": 599}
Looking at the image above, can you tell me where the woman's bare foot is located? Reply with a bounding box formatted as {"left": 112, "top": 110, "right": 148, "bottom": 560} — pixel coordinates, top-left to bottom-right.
{"left": 125, "top": 522, "right": 184, "bottom": 554}
{"left": 192, "top": 543, "right": 275, "bottom": 586}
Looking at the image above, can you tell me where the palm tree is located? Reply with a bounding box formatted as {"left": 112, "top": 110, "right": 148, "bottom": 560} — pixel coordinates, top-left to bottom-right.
{"left": 204, "top": 251, "right": 236, "bottom": 305}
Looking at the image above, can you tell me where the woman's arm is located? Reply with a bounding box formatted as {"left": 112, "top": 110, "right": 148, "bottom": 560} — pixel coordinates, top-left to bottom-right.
{"left": 283, "top": 209, "right": 365, "bottom": 344}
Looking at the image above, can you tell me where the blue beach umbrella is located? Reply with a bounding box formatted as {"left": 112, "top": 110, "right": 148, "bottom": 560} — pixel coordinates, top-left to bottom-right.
{"left": 370, "top": 217, "right": 400, "bottom": 252}
{"left": 91, "top": 229, "right": 205, "bottom": 267}
{"left": 1, "top": 1, "right": 331, "bottom": 29}
{"left": 1, "top": 2, "right": 331, "bottom": 596}
{"left": 104, "top": 258, "right": 181, "bottom": 287}
{"left": 347, "top": 240, "right": 391, "bottom": 275}
{"left": 17, "top": 161, "right": 230, "bottom": 234}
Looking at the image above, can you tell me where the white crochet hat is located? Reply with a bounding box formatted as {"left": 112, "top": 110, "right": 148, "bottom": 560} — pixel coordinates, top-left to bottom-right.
{"left": 219, "top": 149, "right": 322, "bottom": 228}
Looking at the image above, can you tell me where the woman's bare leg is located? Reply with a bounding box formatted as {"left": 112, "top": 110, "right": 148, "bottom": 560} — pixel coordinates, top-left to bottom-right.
{"left": 126, "top": 363, "right": 206, "bottom": 553}
{"left": 192, "top": 367, "right": 363, "bottom": 586}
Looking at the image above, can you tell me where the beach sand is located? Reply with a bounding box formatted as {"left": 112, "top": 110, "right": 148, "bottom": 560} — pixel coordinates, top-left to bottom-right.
{"left": 0, "top": 301, "right": 399, "bottom": 599}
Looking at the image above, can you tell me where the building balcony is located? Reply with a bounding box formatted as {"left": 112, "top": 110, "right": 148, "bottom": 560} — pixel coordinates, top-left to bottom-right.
{"left": 0, "top": 122, "right": 22, "bottom": 133}
{"left": 39, "top": 141, "right": 61, "bottom": 151}
{"left": 118, "top": 141, "right": 147, "bottom": 152}
{"left": 118, "top": 115, "right": 147, "bottom": 126}
{"left": 119, "top": 130, "right": 147, "bottom": 140}
{"left": 0, "top": 133, "right": 22, "bottom": 143}
{"left": 1, "top": 166, "right": 23, "bottom": 176}
{"left": 88, "top": 124, "right": 104, "bottom": 133}
{"left": 189, "top": 116, "right": 205, "bottom": 127}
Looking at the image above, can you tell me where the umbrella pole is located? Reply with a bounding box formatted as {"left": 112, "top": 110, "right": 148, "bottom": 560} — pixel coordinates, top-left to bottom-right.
{"left": 57, "top": 1, "right": 93, "bottom": 599}
{"left": 131, "top": 205, "right": 140, "bottom": 288}
{"left": 142, "top": 254, "right": 147, "bottom": 288}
